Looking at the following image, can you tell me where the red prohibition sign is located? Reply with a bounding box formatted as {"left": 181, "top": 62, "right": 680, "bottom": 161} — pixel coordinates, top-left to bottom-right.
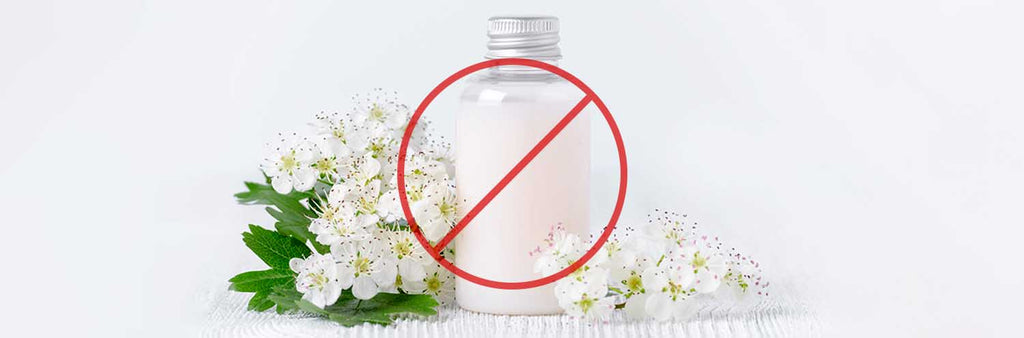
{"left": 397, "top": 58, "right": 628, "bottom": 290}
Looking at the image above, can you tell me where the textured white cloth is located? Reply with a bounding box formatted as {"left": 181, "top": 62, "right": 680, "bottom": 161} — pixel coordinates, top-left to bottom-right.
{"left": 198, "top": 282, "right": 819, "bottom": 337}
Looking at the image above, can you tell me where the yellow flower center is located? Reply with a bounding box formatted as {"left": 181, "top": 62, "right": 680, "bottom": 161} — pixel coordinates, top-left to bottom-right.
{"left": 353, "top": 256, "right": 371, "bottom": 276}
{"left": 279, "top": 152, "right": 298, "bottom": 173}
{"left": 626, "top": 274, "right": 643, "bottom": 293}
{"left": 369, "top": 104, "right": 386, "bottom": 122}
{"left": 426, "top": 275, "right": 442, "bottom": 292}
{"left": 575, "top": 294, "right": 595, "bottom": 313}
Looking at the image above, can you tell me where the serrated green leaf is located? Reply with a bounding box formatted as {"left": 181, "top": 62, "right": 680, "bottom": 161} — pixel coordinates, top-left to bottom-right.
{"left": 228, "top": 268, "right": 294, "bottom": 292}
{"left": 248, "top": 289, "right": 275, "bottom": 312}
{"left": 235, "top": 181, "right": 316, "bottom": 218}
{"left": 297, "top": 290, "right": 440, "bottom": 327}
{"left": 266, "top": 207, "right": 329, "bottom": 254}
{"left": 235, "top": 181, "right": 329, "bottom": 254}
{"left": 242, "top": 224, "right": 312, "bottom": 269}
{"left": 267, "top": 284, "right": 303, "bottom": 314}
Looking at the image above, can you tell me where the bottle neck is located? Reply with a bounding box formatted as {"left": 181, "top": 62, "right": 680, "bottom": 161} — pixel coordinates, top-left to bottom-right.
{"left": 487, "top": 59, "right": 560, "bottom": 76}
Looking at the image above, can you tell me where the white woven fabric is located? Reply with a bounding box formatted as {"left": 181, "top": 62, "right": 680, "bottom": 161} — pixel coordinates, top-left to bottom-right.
{"left": 198, "top": 282, "right": 819, "bottom": 337}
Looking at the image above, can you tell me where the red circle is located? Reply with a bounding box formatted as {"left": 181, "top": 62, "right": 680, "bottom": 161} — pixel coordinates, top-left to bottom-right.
{"left": 397, "top": 58, "right": 628, "bottom": 290}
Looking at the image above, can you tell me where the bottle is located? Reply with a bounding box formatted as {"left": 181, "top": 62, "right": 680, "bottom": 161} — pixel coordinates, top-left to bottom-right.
{"left": 454, "top": 16, "right": 590, "bottom": 315}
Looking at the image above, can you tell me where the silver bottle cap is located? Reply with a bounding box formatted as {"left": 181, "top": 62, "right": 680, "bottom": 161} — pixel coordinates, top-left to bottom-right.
{"left": 486, "top": 16, "right": 561, "bottom": 61}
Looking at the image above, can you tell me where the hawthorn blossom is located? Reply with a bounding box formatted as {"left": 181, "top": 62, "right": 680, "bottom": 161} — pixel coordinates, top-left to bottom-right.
{"left": 331, "top": 240, "right": 397, "bottom": 300}
{"left": 641, "top": 255, "right": 698, "bottom": 321}
{"left": 290, "top": 252, "right": 342, "bottom": 308}
{"left": 351, "top": 88, "right": 410, "bottom": 133}
{"left": 405, "top": 262, "right": 456, "bottom": 305}
{"left": 310, "top": 111, "right": 352, "bottom": 158}
{"left": 679, "top": 237, "right": 728, "bottom": 294}
{"left": 410, "top": 183, "right": 458, "bottom": 242}
{"left": 308, "top": 187, "right": 375, "bottom": 246}
{"left": 531, "top": 224, "right": 584, "bottom": 276}
{"left": 555, "top": 267, "right": 615, "bottom": 319}
{"left": 260, "top": 133, "right": 317, "bottom": 193}
{"left": 382, "top": 230, "right": 429, "bottom": 288}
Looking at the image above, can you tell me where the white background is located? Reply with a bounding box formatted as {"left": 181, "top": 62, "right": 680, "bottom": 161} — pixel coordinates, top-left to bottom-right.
{"left": 2, "top": 0, "right": 1022, "bottom": 336}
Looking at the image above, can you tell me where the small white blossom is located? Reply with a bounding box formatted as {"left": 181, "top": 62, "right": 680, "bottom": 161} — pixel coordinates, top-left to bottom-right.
{"left": 310, "top": 111, "right": 353, "bottom": 158}
{"left": 309, "top": 185, "right": 375, "bottom": 246}
{"left": 411, "top": 182, "right": 458, "bottom": 242}
{"left": 405, "top": 262, "right": 456, "bottom": 305}
{"left": 641, "top": 255, "right": 697, "bottom": 321}
{"left": 331, "top": 240, "right": 398, "bottom": 300}
{"left": 346, "top": 152, "right": 382, "bottom": 186}
{"left": 679, "top": 236, "right": 728, "bottom": 294}
{"left": 532, "top": 223, "right": 584, "bottom": 276}
{"left": 555, "top": 267, "right": 616, "bottom": 319}
{"left": 351, "top": 88, "right": 410, "bottom": 134}
{"left": 260, "top": 133, "right": 317, "bottom": 193}
{"left": 290, "top": 252, "right": 342, "bottom": 308}
{"left": 382, "top": 230, "right": 429, "bottom": 288}
{"left": 310, "top": 140, "right": 348, "bottom": 183}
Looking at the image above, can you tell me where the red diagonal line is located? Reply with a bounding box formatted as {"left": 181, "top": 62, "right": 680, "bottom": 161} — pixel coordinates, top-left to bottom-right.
{"left": 432, "top": 95, "right": 594, "bottom": 252}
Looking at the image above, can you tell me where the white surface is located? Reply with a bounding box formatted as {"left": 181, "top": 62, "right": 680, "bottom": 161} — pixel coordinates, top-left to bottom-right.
{"left": 2, "top": 1, "right": 1023, "bottom": 337}
{"left": 200, "top": 278, "right": 817, "bottom": 337}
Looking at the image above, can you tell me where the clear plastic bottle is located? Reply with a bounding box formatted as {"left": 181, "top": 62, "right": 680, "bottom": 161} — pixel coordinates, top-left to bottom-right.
{"left": 454, "top": 16, "right": 590, "bottom": 315}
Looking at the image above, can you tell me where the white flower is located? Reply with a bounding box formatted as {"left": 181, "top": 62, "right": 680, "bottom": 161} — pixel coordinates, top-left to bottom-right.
{"left": 719, "top": 251, "right": 767, "bottom": 302}
{"left": 382, "top": 230, "right": 429, "bottom": 288}
{"left": 331, "top": 240, "right": 398, "bottom": 300}
{"left": 351, "top": 179, "right": 387, "bottom": 223}
{"left": 554, "top": 267, "right": 615, "bottom": 319}
{"left": 641, "top": 255, "right": 697, "bottom": 321}
{"left": 351, "top": 89, "right": 410, "bottom": 133}
{"left": 411, "top": 182, "right": 458, "bottom": 242}
{"left": 308, "top": 187, "right": 375, "bottom": 246}
{"left": 310, "top": 111, "right": 353, "bottom": 158}
{"left": 310, "top": 140, "right": 348, "bottom": 183}
{"left": 376, "top": 188, "right": 404, "bottom": 223}
{"left": 679, "top": 236, "right": 728, "bottom": 294}
{"left": 405, "top": 262, "right": 455, "bottom": 305}
{"left": 606, "top": 243, "right": 651, "bottom": 298}
{"left": 346, "top": 152, "right": 382, "bottom": 186}
{"left": 289, "top": 252, "right": 343, "bottom": 308}
{"left": 532, "top": 224, "right": 584, "bottom": 276}
{"left": 623, "top": 292, "right": 649, "bottom": 319}
{"left": 640, "top": 210, "right": 693, "bottom": 257}
{"left": 260, "top": 133, "right": 317, "bottom": 193}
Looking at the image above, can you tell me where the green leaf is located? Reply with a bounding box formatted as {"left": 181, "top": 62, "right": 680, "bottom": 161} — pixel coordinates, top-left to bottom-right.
{"left": 248, "top": 290, "right": 276, "bottom": 312}
{"left": 235, "top": 181, "right": 328, "bottom": 254}
{"left": 242, "top": 224, "right": 312, "bottom": 269}
{"left": 228, "top": 268, "right": 294, "bottom": 292}
{"left": 229, "top": 267, "right": 296, "bottom": 313}
{"left": 235, "top": 181, "right": 316, "bottom": 218}
{"left": 258, "top": 283, "right": 440, "bottom": 325}
{"left": 298, "top": 290, "right": 440, "bottom": 327}
{"left": 267, "top": 284, "right": 303, "bottom": 314}
{"left": 266, "top": 207, "right": 329, "bottom": 254}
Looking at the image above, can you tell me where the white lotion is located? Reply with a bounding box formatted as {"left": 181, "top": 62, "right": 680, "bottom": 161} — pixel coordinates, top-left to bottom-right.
{"left": 453, "top": 16, "right": 590, "bottom": 315}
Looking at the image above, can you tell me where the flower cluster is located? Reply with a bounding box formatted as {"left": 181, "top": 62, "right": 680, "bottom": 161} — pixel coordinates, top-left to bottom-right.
{"left": 533, "top": 210, "right": 767, "bottom": 320}
{"left": 265, "top": 89, "right": 456, "bottom": 306}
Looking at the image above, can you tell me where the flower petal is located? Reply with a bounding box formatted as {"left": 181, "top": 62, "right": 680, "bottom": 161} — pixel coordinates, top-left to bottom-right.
{"left": 644, "top": 293, "right": 674, "bottom": 321}
{"left": 642, "top": 267, "right": 668, "bottom": 291}
{"left": 352, "top": 275, "right": 378, "bottom": 300}
{"left": 694, "top": 269, "right": 722, "bottom": 294}
{"left": 289, "top": 257, "right": 305, "bottom": 273}
{"left": 271, "top": 175, "right": 293, "bottom": 194}
{"left": 399, "top": 258, "right": 426, "bottom": 281}
{"left": 373, "top": 259, "right": 398, "bottom": 288}
{"left": 624, "top": 293, "right": 649, "bottom": 319}
{"left": 293, "top": 168, "right": 317, "bottom": 191}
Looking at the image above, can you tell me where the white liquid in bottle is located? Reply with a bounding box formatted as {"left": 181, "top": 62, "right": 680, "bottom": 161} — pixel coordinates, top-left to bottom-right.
{"left": 454, "top": 16, "right": 590, "bottom": 315}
